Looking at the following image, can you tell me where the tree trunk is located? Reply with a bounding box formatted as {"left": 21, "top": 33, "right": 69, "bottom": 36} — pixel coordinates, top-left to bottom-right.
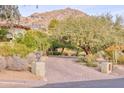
{"left": 81, "top": 46, "right": 91, "bottom": 55}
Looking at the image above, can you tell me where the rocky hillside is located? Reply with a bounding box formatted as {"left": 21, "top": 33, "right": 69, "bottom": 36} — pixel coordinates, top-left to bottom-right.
{"left": 20, "top": 8, "right": 88, "bottom": 30}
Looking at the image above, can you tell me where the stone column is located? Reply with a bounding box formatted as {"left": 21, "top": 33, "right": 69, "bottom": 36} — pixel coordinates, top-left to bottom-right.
{"left": 31, "top": 51, "right": 46, "bottom": 79}
{"left": 31, "top": 61, "right": 45, "bottom": 78}
{"left": 100, "top": 62, "right": 112, "bottom": 74}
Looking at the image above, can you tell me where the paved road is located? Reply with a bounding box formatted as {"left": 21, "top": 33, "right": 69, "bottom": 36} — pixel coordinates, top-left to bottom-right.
{"left": 41, "top": 78, "right": 124, "bottom": 88}
{"left": 0, "top": 80, "right": 46, "bottom": 88}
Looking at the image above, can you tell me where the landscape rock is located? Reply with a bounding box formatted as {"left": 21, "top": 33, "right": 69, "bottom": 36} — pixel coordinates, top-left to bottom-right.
{"left": 6, "top": 56, "right": 28, "bottom": 71}
{"left": 26, "top": 53, "right": 36, "bottom": 64}
{"left": 0, "top": 56, "right": 7, "bottom": 71}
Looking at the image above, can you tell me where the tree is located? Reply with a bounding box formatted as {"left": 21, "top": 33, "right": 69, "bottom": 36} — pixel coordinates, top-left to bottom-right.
{"left": 113, "top": 15, "right": 123, "bottom": 31}
{"left": 0, "top": 5, "right": 21, "bottom": 38}
{"left": 49, "top": 18, "right": 75, "bottom": 54}
{"left": 15, "top": 30, "right": 50, "bottom": 54}
{"left": 0, "top": 5, "right": 20, "bottom": 22}
{"left": 0, "top": 28, "right": 8, "bottom": 41}
{"left": 48, "top": 19, "right": 59, "bottom": 33}
{"left": 54, "top": 15, "right": 117, "bottom": 55}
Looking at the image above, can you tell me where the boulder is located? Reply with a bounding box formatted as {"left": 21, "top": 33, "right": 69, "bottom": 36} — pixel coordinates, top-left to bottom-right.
{"left": 26, "top": 53, "right": 36, "bottom": 64}
{"left": 6, "top": 56, "right": 28, "bottom": 71}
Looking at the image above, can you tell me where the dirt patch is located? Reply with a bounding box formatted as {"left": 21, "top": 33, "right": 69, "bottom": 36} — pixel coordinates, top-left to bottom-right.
{"left": 0, "top": 70, "right": 41, "bottom": 80}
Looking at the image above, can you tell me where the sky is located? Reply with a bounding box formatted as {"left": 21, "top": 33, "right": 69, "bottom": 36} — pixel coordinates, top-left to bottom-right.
{"left": 18, "top": 5, "right": 124, "bottom": 19}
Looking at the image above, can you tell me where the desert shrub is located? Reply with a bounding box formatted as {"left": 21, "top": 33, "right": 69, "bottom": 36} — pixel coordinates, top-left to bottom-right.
{"left": 0, "top": 42, "right": 32, "bottom": 58}
{"left": 78, "top": 52, "right": 86, "bottom": 56}
{"left": 85, "top": 54, "right": 97, "bottom": 67}
{"left": 85, "top": 54, "right": 95, "bottom": 63}
{"left": 0, "top": 28, "right": 8, "bottom": 41}
{"left": 0, "top": 42, "right": 13, "bottom": 56}
{"left": 0, "top": 42, "right": 32, "bottom": 71}
{"left": 78, "top": 54, "right": 97, "bottom": 67}
{"left": 117, "top": 55, "right": 124, "bottom": 64}
{"left": 86, "top": 62, "right": 97, "bottom": 67}
{"left": 78, "top": 56, "right": 87, "bottom": 63}
{"left": 56, "top": 48, "right": 76, "bottom": 56}
{"left": 105, "top": 51, "right": 113, "bottom": 60}
{"left": 12, "top": 43, "right": 33, "bottom": 58}
{"left": 16, "top": 30, "right": 50, "bottom": 52}
{"left": 62, "top": 48, "right": 76, "bottom": 56}
{"left": 48, "top": 51, "right": 61, "bottom": 55}
{"left": 6, "top": 56, "right": 28, "bottom": 71}
{"left": 15, "top": 31, "right": 37, "bottom": 50}
{"left": 95, "top": 51, "right": 107, "bottom": 58}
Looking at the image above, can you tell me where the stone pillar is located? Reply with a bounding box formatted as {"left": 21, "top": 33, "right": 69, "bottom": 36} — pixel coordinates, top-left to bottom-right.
{"left": 31, "top": 62, "right": 45, "bottom": 78}
{"left": 100, "top": 62, "right": 112, "bottom": 74}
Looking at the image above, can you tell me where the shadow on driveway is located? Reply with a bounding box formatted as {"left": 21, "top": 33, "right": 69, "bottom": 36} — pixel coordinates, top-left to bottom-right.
{"left": 38, "top": 78, "right": 124, "bottom": 88}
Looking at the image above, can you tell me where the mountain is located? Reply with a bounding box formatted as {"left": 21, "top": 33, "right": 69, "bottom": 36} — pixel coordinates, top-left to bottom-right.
{"left": 20, "top": 8, "right": 88, "bottom": 30}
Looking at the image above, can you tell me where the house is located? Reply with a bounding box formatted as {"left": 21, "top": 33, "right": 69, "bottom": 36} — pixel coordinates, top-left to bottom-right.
{"left": 0, "top": 22, "right": 31, "bottom": 40}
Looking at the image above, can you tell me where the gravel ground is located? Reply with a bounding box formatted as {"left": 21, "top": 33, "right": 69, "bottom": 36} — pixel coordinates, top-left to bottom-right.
{"left": 0, "top": 70, "right": 41, "bottom": 80}
{"left": 0, "top": 70, "right": 45, "bottom": 88}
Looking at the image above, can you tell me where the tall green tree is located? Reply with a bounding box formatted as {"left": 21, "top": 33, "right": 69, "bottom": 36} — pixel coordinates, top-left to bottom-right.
{"left": 48, "top": 19, "right": 59, "bottom": 34}
{"left": 54, "top": 15, "right": 119, "bottom": 55}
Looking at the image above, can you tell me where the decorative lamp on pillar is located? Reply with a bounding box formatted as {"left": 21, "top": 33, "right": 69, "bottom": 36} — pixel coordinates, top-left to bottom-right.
{"left": 6, "top": 32, "right": 13, "bottom": 41}
{"left": 35, "top": 51, "right": 42, "bottom": 62}
{"left": 31, "top": 51, "right": 45, "bottom": 79}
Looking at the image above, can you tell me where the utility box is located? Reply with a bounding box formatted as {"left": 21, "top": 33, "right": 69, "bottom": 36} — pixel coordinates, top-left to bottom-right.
{"left": 31, "top": 62, "right": 45, "bottom": 78}
{"left": 100, "top": 62, "right": 112, "bottom": 74}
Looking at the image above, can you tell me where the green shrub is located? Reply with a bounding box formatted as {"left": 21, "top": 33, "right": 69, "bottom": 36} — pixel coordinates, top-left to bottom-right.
{"left": 86, "top": 62, "right": 97, "bottom": 67}
{"left": 0, "top": 42, "right": 32, "bottom": 58}
{"left": 0, "top": 42, "right": 13, "bottom": 56}
{"left": 48, "top": 51, "right": 61, "bottom": 55}
{"left": 78, "top": 56, "right": 87, "bottom": 63}
{"left": 16, "top": 30, "right": 50, "bottom": 52}
{"left": 0, "top": 28, "right": 8, "bottom": 41}
{"left": 117, "top": 55, "right": 124, "bottom": 64}
{"left": 78, "top": 52, "right": 86, "bottom": 56}
{"left": 12, "top": 43, "right": 33, "bottom": 58}
{"left": 78, "top": 54, "right": 95, "bottom": 63}
{"left": 95, "top": 51, "right": 107, "bottom": 58}
{"left": 86, "top": 54, "right": 95, "bottom": 63}
{"left": 85, "top": 54, "right": 97, "bottom": 67}
{"left": 78, "top": 54, "right": 97, "bottom": 67}
{"left": 105, "top": 51, "right": 113, "bottom": 60}
{"left": 62, "top": 48, "right": 76, "bottom": 56}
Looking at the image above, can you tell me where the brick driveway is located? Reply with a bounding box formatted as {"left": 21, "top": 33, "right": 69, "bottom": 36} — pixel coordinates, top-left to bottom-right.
{"left": 45, "top": 56, "right": 121, "bottom": 84}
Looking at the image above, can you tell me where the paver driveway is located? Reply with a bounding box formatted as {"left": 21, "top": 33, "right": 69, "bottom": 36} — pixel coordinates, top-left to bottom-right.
{"left": 45, "top": 56, "right": 120, "bottom": 84}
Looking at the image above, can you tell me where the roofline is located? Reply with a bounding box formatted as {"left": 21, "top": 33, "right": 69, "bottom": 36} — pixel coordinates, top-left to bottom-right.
{"left": 0, "top": 23, "right": 31, "bottom": 30}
